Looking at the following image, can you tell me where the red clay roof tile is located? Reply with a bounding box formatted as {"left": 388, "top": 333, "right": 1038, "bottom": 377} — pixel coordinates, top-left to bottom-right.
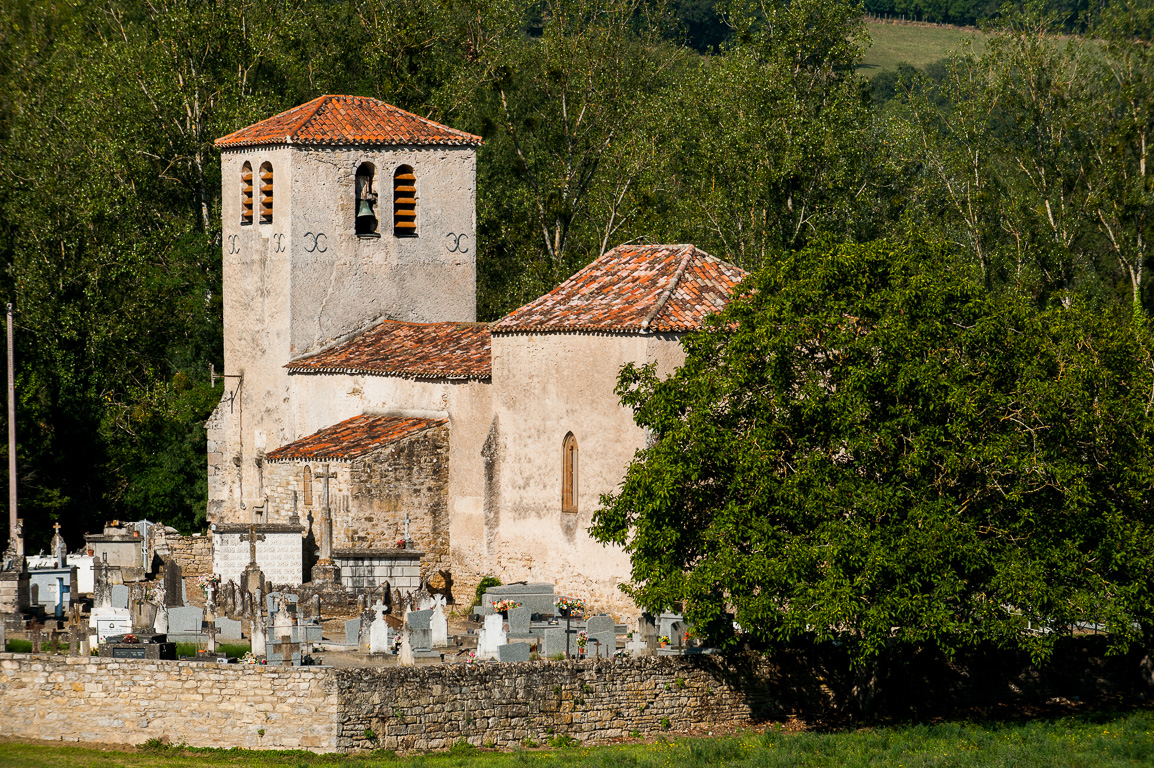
{"left": 285, "top": 321, "right": 490, "bottom": 379}
{"left": 266, "top": 415, "right": 445, "bottom": 462}
{"left": 215, "top": 95, "right": 482, "bottom": 149}
{"left": 491, "top": 244, "right": 746, "bottom": 334}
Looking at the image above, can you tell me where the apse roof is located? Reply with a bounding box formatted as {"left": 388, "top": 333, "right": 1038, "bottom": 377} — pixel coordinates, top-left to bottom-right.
{"left": 214, "top": 95, "right": 482, "bottom": 150}
{"left": 491, "top": 244, "right": 746, "bottom": 334}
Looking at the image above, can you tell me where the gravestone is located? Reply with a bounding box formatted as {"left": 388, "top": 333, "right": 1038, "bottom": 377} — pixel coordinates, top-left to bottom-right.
{"left": 430, "top": 595, "right": 448, "bottom": 647}
{"left": 541, "top": 627, "right": 567, "bottom": 658}
{"left": 267, "top": 633, "right": 300, "bottom": 666}
{"left": 476, "top": 613, "right": 506, "bottom": 660}
{"left": 344, "top": 618, "right": 360, "bottom": 646}
{"left": 90, "top": 609, "right": 131, "bottom": 643}
{"left": 507, "top": 605, "right": 531, "bottom": 636}
{"left": 399, "top": 631, "right": 414, "bottom": 666}
{"left": 215, "top": 616, "right": 243, "bottom": 641}
{"left": 250, "top": 616, "right": 266, "bottom": 657}
{"left": 625, "top": 634, "right": 649, "bottom": 657}
{"left": 369, "top": 602, "right": 390, "bottom": 654}
{"left": 357, "top": 605, "right": 374, "bottom": 652}
{"left": 498, "top": 642, "right": 531, "bottom": 663}
{"left": 110, "top": 585, "right": 130, "bottom": 610}
{"left": 168, "top": 606, "right": 204, "bottom": 635}
{"left": 153, "top": 604, "right": 169, "bottom": 634}
{"left": 481, "top": 583, "right": 557, "bottom": 618}
{"left": 658, "top": 613, "right": 688, "bottom": 648}
{"left": 407, "top": 608, "right": 433, "bottom": 651}
{"left": 304, "top": 594, "right": 321, "bottom": 623}
{"left": 585, "top": 615, "right": 616, "bottom": 658}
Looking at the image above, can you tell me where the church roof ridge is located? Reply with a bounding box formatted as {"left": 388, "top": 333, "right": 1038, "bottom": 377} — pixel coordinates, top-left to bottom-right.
{"left": 214, "top": 95, "right": 483, "bottom": 150}
{"left": 491, "top": 244, "right": 747, "bottom": 335}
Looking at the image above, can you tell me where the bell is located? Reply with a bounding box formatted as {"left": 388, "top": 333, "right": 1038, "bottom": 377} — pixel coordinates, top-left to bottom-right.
{"left": 356, "top": 197, "right": 376, "bottom": 221}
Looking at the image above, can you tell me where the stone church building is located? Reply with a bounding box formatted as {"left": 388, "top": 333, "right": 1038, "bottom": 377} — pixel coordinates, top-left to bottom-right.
{"left": 206, "top": 95, "right": 746, "bottom": 617}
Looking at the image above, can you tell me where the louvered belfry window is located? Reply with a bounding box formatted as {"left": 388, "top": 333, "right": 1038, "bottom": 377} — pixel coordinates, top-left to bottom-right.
{"left": 303, "top": 465, "right": 313, "bottom": 507}
{"left": 562, "top": 432, "right": 578, "bottom": 514}
{"left": 240, "top": 161, "right": 254, "bottom": 225}
{"left": 393, "top": 165, "right": 417, "bottom": 237}
{"left": 259, "top": 161, "right": 274, "bottom": 223}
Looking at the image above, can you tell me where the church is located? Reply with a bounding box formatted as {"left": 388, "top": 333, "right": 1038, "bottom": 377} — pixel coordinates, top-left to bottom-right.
{"left": 206, "top": 95, "right": 746, "bottom": 618}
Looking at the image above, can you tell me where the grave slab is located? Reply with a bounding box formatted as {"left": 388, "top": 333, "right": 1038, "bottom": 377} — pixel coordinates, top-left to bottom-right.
{"left": 585, "top": 615, "right": 616, "bottom": 658}
{"left": 498, "top": 642, "right": 531, "bottom": 662}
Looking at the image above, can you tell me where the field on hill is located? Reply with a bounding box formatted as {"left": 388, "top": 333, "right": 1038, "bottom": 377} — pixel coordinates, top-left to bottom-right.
{"left": 2, "top": 709, "right": 1153, "bottom": 768}
{"left": 860, "top": 20, "right": 986, "bottom": 74}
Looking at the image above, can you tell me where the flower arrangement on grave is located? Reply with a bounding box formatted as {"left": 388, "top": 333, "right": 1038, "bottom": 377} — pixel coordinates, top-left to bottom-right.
{"left": 554, "top": 596, "right": 585, "bottom": 617}
{"left": 395, "top": 538, "right": 405, "bottom": 549}
{"left": 492, "top": 599, "right": 521, "bottom": 614}
{"left": 195, "top": 573, "right": 220, "bottom": 596}
{"left": 146, "top": 585, "right": 164, "bottom": 605}
{"left": 122, "top": 634, "right": 139, "bottom": 644}
{"left": 240, "top": 651, "right": 259, "bottom": 665}
{"left": 658, "top": 635, "right": 670, "bottom": 646}
{"left": 576, "top": 630, "right": 588, "bottom": 649}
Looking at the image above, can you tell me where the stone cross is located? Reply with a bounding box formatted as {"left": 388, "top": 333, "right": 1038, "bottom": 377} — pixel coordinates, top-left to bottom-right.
{"left": 247, "top": 523, "right": 258, "bottom": 567}
{"left": 403, "top": 513, "right": 410, "bottom": 544}
{"left": 289, "top": 490, "right": 300, "bottom": 526}
{"left": 314, "top": 464, "right": 337, "bottom": 564}
{"left": 202, "top": 619, "right": 219, "bottom": 654}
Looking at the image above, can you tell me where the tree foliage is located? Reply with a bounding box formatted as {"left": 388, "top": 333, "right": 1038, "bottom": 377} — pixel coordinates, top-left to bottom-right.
{"left": 593, "top": 237, "right": 1154, "bottom": 666}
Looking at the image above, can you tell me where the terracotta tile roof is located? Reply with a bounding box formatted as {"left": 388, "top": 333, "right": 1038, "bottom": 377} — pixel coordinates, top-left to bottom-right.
{"left": 286, "top": 321, "right": 490, "bottom": 379}
{"left": 266, "top": 415, "right": 445, "bottom": 462}
{"left": 214, "top": 95, "right": 482, "bottom": 149}
{"left": 491, "top": 244, "right": 747, "bottom": 334}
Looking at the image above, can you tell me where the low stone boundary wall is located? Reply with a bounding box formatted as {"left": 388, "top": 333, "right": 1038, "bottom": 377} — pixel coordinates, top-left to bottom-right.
{"left": 336, "top": 656, "right": 781, "bottom": 751}
{"left": 0, "top": 654, "right": 339, "bottom": 750}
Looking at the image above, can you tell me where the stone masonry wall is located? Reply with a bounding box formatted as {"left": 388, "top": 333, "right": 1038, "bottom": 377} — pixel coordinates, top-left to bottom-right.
{"left": 151, "top": 530, "right": 213, "bottom": 577}
{"left": 335, "top": 656, "right": 780, "bottom": 752}
{"left": 0, "top": 654, "right": 339, "bottom": 750}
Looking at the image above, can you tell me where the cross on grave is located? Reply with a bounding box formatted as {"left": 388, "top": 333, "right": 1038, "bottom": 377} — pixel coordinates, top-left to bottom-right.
{"left": 314, "top": 464, "right": 337, "bottom": 564}
{"left": 202, "top": 619, "right": 219, "bottom": 654}
{"left": 273, "top": 634, "right": 296, "bottom": 667}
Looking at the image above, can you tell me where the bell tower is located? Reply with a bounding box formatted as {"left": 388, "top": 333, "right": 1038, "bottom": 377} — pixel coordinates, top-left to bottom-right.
{"left": 207, "top": 95, "right": 481, "bottom": 524}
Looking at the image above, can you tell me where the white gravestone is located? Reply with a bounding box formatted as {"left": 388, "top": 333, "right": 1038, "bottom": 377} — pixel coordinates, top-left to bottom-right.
{"left": 273, "top": 595, "right": 293, "bottom": 638}
{"left": 477, "top": 613, "right": 506, "bottom": 660}
{"left": 251, "top": 617, "right": 267, "bottom": 657}
{"left": 431, "top": 595, "right": 448, "bottom": 648}
{"left": 369, "top": 602, "right": 390, "bottom": 654}
{"left": 399, "top": 631, "right": 414, "bottom": 666}
{"left": 153, "top": 604, "right": 169, "bottom": 634}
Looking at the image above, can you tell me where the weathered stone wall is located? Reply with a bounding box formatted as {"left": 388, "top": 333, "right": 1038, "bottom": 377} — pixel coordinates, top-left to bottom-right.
{"left": 348, "top": 424, "right": 450, "bottom": 580}
{"left": 335, "top": 656, "right": 778, "bottom": 752}
{"left": 151, "top": 528, "right": 213, "bottom": 577}
{"left": 0, "top": 654, "right": 339, "bottom": 750}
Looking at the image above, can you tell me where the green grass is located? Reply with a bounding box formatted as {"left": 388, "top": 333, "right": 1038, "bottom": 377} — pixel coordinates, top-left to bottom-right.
{"left": 0, "top": 709, "right": 1152, "bottom": 767}
{"left": 860, "top": 21, "right": 985, "bottom": 74}
{"left": 174, "top": 642, "right": 251, "bottom": 659}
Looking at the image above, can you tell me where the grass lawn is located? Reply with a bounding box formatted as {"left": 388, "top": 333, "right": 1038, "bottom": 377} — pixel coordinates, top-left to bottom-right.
{"left": 860, "top": 21, "right": 985, "bottom": 74}
{"left": 1, "top": 709, "right": 1152, "bottom": 768}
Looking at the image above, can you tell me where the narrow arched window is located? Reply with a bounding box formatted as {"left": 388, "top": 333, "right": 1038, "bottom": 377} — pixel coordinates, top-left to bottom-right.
{"left": 355, "top": 162, "right": 379, "bottom": 236}
{"left": 561, "top": 433, "right": 578, "bottom": 514}
{"left": 259, "top": 161, "right": 274, "bottom": 223}
{"left": 303, "top": 465, "right": 313, "bottom": 507}
{"left": 393, "top": 165, "right": 417, "bottom": 237}
{"left": 240, "top": 161, "right": 254, "bottom": 225}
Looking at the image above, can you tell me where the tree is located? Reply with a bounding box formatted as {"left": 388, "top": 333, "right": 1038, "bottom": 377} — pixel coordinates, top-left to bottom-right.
{"left": 592, "top": 237, "right": 1154, "bottom": 675}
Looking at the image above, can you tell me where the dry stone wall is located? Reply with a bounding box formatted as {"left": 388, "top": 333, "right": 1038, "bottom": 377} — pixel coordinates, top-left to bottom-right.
{"left": 335, "top": 656, "right": 780, "bottom": 752}
{"left": 154, "top": 531, "right": 213, "bottom": 577}
{"left": 0, "top": 654, "right": 339, "bottom": 750}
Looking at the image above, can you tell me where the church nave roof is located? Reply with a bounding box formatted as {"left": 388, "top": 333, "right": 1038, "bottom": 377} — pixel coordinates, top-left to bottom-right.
{"left": 286, "top": 320, "right": 491, "bottom": 380}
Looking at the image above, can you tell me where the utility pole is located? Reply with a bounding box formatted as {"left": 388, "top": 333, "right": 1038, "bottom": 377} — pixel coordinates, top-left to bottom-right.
{"left": 7, "top": 303, "right": 15, "bottom": 546}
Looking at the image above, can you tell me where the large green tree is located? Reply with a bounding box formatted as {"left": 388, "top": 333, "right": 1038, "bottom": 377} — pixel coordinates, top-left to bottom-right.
{"left": 592, "top": 237, "right": 1154, "bottom": 672}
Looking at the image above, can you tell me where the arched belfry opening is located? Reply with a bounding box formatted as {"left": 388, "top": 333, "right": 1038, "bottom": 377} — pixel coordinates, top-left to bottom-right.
{"left": 355, "top": 162, "right": 378, "bottom": 236}
{"left": 240, "top": 161, "right": 254, "bottom": 225}
{"left": 303, "top": 465, "right": 313, "bottom": 507}
{"left": 393, "top": 165, "right": 417, "bottom": 237}
{"left": 562, "top": 432, "right": 578, "bottom": 514}
{"left": 259, "top": 161, "right": 274, "bottom": 223}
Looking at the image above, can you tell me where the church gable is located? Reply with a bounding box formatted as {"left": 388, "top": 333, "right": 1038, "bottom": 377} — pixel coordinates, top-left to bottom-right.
{"left": 491, "top": 244, "right": 747, "bottom": 335}
{"left": 285, "top": 320, "right": 491, "bottom": 380}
